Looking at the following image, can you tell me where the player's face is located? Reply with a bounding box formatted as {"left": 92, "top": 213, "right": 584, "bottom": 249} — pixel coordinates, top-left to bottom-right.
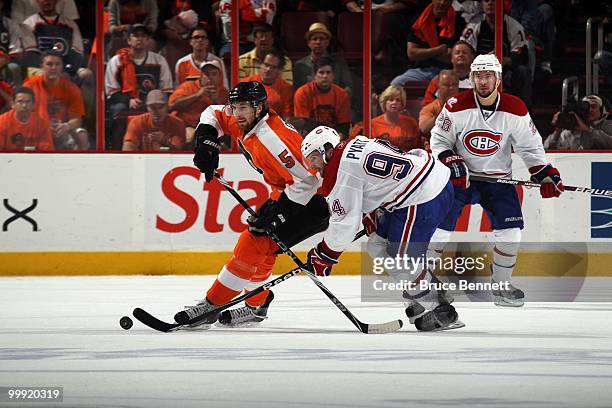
{"left": 231, "top": 102, "right": 257, "bottom": 129}
{"left": 315, "top": 65, "right": 334, "bottom": 90}
{"left": 261, "top": 55, "right": 280, "bottom": 84}
{"left": 385, "top": 96, "right": 403, "bottom": 114}
{"left": 13, "top": 93, "right": 34, "bottom": 115}
{"left": 472, "top": 70, "right": 498, "bottom": 98}
{"left": 42, "top": 56, "right": 63, "bottom": 79}
{"left": 305, "top": 151, "right": 326, "bottom": 175}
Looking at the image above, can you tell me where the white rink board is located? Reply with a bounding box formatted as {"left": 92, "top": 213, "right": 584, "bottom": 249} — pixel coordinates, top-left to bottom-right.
{"left": 1, "top": 153, "right": 611, "bottom": 252}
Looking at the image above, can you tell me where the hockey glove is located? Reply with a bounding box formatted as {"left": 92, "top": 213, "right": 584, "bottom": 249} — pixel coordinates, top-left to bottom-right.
{"left": 438, "top": 150, "right": 469, "bottom": 190}
{"left": 307, "top": 241, "right": 342, "bottom": 276}
{"left": 362, "top": 209, "right": 380, "bottom": 236}
{"left": 529, "top": 164, "right": 564, "bottom": 198}
{"left": 193, "top": 124, "right": 220, "bottom": 182}
{"left": 248, "top": 193, "right": 303, "bottom": 236}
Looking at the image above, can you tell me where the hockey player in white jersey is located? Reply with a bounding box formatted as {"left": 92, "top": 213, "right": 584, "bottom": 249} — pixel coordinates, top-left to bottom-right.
{"left": 301, "top": 126, "right": 463, "bottom": 331}
{"left": 429, "top": 54, "right": 564, "bottom": 307}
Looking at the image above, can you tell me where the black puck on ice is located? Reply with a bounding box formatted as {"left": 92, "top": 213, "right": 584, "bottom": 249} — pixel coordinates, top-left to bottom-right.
{"left": 120, "top": 316, "right": 133, "bottom": 330}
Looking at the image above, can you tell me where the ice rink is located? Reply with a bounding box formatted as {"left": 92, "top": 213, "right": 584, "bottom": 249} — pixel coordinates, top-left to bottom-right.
{"left": 1, "top": 275, "right": 612, "bottom": 408}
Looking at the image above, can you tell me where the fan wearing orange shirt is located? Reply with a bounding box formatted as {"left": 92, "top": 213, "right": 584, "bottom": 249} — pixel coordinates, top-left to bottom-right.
{"left": 419, "top": 69, "right": 459, "bottom": 146}
{"left": 174, "top": 81, "right": 327, "bottom": 328}
{"left": 0, "top": 86, "right": 53, "bottom": 151}
{"left": 123, "top": 90, "right": 186, "bottom": 151}
{"left": 243, "top": 49, "right": 293, "bottom": 119}
{"left": 169, "top": 60, "right": 228, "bottom": 147}
{"left": 293, "top": 56, "right": 351, "bottom": 137}
{"left": 23, "top": 50, "right": 89, "bottom": 150}
{"left": 371, "top": 85, "right": 422, "bottom": 151}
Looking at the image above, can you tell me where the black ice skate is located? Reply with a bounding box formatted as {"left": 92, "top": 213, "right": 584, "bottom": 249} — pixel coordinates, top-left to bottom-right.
{"left": 174, "top": 298, "right": 220, "bottom": 329}
{"left": 492, "top": 280, "right": 524, "bottom": 307}
{"left": 406, "top": 302, "right": 463, "bottom": 331}
{"left": 218, "top": 291, "right": 275, "bottom": 327}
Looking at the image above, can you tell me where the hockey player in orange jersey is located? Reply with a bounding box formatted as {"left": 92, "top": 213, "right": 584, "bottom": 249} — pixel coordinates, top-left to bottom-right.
{"left": 174, "top": 81, "right": 329, "bottom": 328}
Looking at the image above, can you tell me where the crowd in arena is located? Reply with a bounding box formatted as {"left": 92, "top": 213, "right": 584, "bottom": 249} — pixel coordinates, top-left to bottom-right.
{"left": 0, "top": 0, "right": 610, "bottom": 152}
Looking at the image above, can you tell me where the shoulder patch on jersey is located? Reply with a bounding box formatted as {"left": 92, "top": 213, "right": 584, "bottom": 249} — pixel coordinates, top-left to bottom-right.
{"left": 321, "top": 139, "right": 350, "bottom": 196}
{"left": 445, "top": 90, "right": 477, "bottom": 112}
{"left": 497, "top": 92, "right": 529, "bottom": 116}
{"left": 462, "top": 129, "right": 503, "bottom": 156}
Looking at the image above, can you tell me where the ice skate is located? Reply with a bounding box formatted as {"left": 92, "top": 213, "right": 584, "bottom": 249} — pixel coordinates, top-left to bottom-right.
{"left": 406, "top": 302, "right": 463, "bottom": 331}
{"left": 492, "top": 280, "right": 524, "bottom": 307}
{"left": 174, "top": 298, "right": 219, "bottom": 329}
{"left": 218, "top": 291, "right": 275, "bottom": 327}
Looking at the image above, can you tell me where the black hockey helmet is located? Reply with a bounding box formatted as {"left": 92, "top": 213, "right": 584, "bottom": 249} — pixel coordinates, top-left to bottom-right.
{"left": 229, "top": 81, "right": 267, "bottom": 106}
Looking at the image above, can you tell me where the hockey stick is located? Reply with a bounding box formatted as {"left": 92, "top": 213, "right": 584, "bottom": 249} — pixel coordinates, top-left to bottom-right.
{"left": 214, "top": 172, "right": 403, "bottom": 334}
{"left": 470, "top": 174, "right": 612, "bottom": 196}
{"left": 133, "top": 230, "right": 368, "bottom": 332}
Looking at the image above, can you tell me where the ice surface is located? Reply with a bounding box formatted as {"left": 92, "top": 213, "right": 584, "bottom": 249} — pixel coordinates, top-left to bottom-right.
{"left": 1, "top": 276, "right": 611, "bottom": 408}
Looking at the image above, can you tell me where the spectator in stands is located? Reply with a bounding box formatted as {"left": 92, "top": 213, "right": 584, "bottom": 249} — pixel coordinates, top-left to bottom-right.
{"left": 0, "top": 86, "right": 53, "bottom": 151}
{"left": 0, "top": 0, "right": 37, "bottom": 86}
{"left": 11, "top": 0, "right": 79, "bottom": 23}
{"left": 174, "top": 24, "right": 228, "bottom": 88}
{"left": 293, "top": 22, "right": 353, "bottom": 98}
{"left": 243, "top": 49, "right": 293, "bottom": 119}
{"left": 462, "top": 0, "right": 532, "bottom": 106}
{"left": 390, "top": 0, "right": 465, "bottom": 86}
{"left": 123, "top": 89, "right": 186, "bottom": 151}
{"left": 238, "top": 23, "right": 293, "bottom": 85}
{"left": 371, "top": 85, "right": 421, "bottom": 151}
{"left": 509, "top": 0, "right": 556, "bottom": 76}
{"left": 23, "top": 0, "right": 88, "bottom": 79}
{"left": 294, "top": 56, "right": 351, "bottom": 137}
{"left": 105, "top": 23, "right": 173, "bottom": 148}
{"left": 422, "top": 40, "right": 474, "bottom": 107}
{"left": 108, "top": 0, "right": 158, "bottom": 38}
{"left": 169, "top": 60, "right": 228, "bottom": 147}
{"left": 419, "top": 69, "right": 459, "bottom": 143}
{"left": 24, "top": 50, "right": 88, "bottom": 150}
{"left": 0, "top": 79, "right": 12, "bottom": 112}
{"left": 544, "top": 95, "right": 612, "bottom": 150}
{"left": 217, "top": 0, "right": 276, "bottom": 57}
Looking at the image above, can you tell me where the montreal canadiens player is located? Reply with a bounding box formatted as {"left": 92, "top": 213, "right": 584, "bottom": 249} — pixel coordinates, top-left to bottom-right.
{"left": 429, "top": 54, "right": 564, "bottom": 307}
{"left": 301, "top": 126, "right": 463, "bottom": 331}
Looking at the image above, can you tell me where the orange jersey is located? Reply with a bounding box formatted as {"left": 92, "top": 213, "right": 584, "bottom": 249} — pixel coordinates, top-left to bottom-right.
{"left": 175, "top": 54, "right": 229, "bottom": 89}
{"left": 0, "top": 109, "right": 53, "bottom": 151}
{"left": 199, "top": 105, "right": 319, "bottom": 204}
{"left": 23, "top": 75, "right": 85, "bottom": 122}
{"left": 169, "top": 80, "right": 229, "bottom": 127}
{"left": 243, "top": 74, "right": 294, "bottom": 119}
{"left": 293, "top": 81, "right": 351, "bottom": 127}
{"left": 371, "top": 113, "right": 422, "bottom": 151}
{"left": 124, "top": 112, "right": 186, "bottom": 150}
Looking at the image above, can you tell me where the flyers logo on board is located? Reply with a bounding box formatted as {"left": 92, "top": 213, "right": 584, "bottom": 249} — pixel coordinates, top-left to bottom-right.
{"left": 463, "top": 130, "right": 502, "bottom": 156}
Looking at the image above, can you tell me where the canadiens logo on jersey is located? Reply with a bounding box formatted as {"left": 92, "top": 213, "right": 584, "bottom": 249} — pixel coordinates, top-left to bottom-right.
{"left": 463, "top": 129, "right": 502, "bottom": 156}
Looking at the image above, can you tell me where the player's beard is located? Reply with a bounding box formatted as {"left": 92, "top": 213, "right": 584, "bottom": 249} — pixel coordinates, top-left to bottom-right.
{"left": 475, "top": 79, "right": 500, "bottom": 106}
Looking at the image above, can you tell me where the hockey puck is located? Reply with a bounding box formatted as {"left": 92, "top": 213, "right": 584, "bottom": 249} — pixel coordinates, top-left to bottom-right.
{"left": 120, "top": 316, "right": 133, "bottom": 330}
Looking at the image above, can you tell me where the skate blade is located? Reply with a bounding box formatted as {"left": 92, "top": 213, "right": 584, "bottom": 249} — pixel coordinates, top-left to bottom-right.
{"left": 216, "top": 317, "right": 267, "bottom": 328}
{"left": 179, "top": 323, "right": 214, "bottom": 331}
{"left": 430, "top": 319, "right": 465, "bottom": 331}
{"left": 493, "top": 295, "right": 524, "bottom": 307}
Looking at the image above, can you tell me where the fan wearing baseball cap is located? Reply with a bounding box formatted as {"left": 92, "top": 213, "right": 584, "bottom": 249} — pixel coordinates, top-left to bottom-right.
{"left": 122, "top": 90, "right": 186, "bottom": 151}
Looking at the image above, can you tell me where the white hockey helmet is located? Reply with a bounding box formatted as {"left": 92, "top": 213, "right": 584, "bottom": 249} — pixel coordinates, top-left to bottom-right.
{"left": 470, "top": 53, "right": 503, "bottom": 78}
{"left": 301, "top": 126, "right": 341, "bottom": 163}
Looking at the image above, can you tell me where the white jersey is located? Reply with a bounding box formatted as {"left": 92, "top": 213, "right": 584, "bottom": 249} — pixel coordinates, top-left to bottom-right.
{"left": 322, "top": 136, "right": 450, "bottom": 252}
{"left": 430, "top": 90, "right": 547, "bottom": 176}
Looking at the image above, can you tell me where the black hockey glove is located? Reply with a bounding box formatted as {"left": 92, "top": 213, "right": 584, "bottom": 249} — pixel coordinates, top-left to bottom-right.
{"left": 193, "top": 123, "right": 220, "bottom": 182}
{"left": 248, "top": 193, "right": 303, "bottom": 236}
